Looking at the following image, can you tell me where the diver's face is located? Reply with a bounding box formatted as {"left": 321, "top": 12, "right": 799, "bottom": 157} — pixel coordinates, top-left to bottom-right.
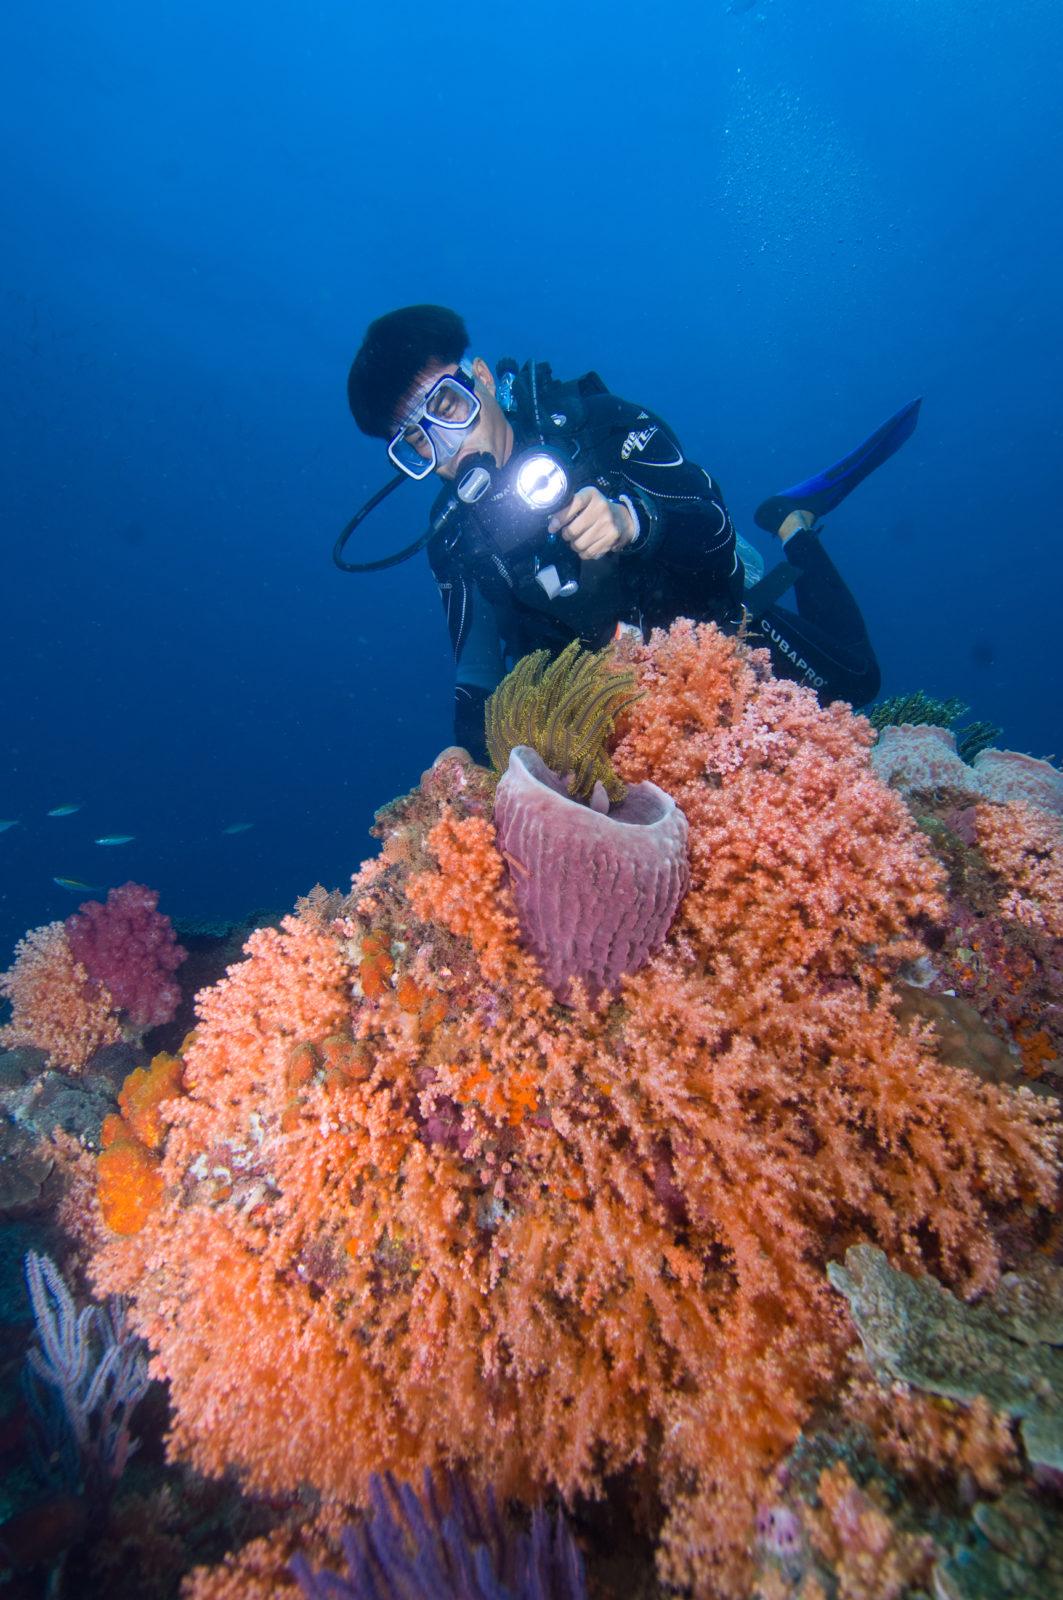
{"left": 397, "top": 356, "right": 513, "bottom": 480}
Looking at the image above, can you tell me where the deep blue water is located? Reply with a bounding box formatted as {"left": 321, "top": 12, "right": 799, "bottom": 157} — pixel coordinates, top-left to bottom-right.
{"left": 2, "top": 0, "right": 1061, "bottom": 961}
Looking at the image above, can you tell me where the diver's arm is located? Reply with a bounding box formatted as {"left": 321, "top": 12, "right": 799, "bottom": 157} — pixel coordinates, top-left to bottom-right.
{"left": 454, "top": 683, "right": 492, "bottom": 764}
{"left": 579, "top": 394, "right": 737, "bottom": 581}
{"left": 433, "top": 566, "right": 503, "bottom": 763}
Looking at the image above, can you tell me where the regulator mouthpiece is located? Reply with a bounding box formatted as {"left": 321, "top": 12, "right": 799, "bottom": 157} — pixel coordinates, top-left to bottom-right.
{"left": 456, "top": 460, "right": 494, "bottom": 505}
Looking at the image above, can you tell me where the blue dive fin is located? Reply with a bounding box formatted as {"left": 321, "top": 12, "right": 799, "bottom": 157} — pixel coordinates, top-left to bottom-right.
{"left": 754, "top": 397, "right": 922, "bottom": 534}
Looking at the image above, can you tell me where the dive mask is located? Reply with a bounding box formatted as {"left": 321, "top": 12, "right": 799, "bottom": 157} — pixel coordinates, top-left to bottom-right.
{"left": 387, "top": 361, "right": 481, "bottom": 480}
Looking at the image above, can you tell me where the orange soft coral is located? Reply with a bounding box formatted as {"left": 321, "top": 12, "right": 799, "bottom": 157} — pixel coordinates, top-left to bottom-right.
{"left": 180, "top": 915, "right": 351, "bottom": 1106}
{"left": 95, "top": 1054, "right": 189, "bottom": 1235}
{"left": 405, "top": 811, "right": 542, "bottom": 986}
{"left": 118, "top": 1051, "right": 185, "bottom": 1150}
{"left": 611, "top": 620, "right": 946, "bottom": 982}
{"left": 0, "top": 921, "right": 121, "bottom": 1069}
{"left": 842, "top": 1374, "right": 1019, "bottom": 1497}
{"left": 90, "top": 626, "right": 1058, "bottom": 1600}
{"left": 97, "top": 1135, "right": 165, "bottom": 1235}
{"left": 796, "top": 1463, "right": 935, "bottom": 1600}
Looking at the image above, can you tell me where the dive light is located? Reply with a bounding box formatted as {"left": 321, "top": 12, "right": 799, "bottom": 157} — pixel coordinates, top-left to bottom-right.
{"left": 457, "top": 445, "right": 581, "bottom": 597}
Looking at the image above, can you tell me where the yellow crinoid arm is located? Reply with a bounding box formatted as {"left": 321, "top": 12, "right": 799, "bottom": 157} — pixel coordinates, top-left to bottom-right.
{"left": 485, "top": 640, "right": 642, "bottom": 803}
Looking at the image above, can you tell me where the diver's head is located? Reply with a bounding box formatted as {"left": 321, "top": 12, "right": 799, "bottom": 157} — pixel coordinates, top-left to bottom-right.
{"left": 347, "top": 304, "right": 513, "bottom": 482}
{"left": 389, "top": 354, "right": 513, "bottom": 483}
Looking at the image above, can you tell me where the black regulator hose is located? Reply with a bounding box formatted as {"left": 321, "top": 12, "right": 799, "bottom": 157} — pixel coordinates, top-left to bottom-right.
{"left": 332, "top": 473, "right": 434, "bottom": 572}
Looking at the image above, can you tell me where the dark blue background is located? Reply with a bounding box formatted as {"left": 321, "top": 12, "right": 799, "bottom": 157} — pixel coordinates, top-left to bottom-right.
{"left": 2, "top": 0, "right": 1061, "bottom": 958}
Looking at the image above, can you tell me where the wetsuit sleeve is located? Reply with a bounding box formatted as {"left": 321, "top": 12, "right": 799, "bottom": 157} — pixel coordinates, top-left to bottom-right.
{"left": 578, "top": 394, "right": 738, "bottom": 590}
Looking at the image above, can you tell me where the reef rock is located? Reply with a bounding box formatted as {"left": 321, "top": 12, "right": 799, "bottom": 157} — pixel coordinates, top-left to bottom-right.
{"left": 828, "top": 1245, "right": 1063, "bottom": 1470}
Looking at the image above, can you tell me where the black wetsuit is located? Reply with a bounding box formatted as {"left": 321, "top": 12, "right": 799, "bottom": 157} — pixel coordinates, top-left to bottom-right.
{"left": 427, "top": 364, "right": 880, "bottom": 760}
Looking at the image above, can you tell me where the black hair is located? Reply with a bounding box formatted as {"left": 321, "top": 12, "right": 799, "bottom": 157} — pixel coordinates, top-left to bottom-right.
{"left": 346, "top": 305, "right": 470, "bottom": 438}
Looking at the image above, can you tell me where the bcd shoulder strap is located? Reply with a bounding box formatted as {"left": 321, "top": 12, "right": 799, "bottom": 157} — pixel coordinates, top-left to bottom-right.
{"left": 509, "top": 359, "right": 610, "bottom": 441}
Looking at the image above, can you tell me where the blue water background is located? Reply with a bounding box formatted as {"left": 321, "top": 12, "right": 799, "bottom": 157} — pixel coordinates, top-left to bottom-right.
{"left": 2, "top": 0, "right": 1061, "bottom": 959}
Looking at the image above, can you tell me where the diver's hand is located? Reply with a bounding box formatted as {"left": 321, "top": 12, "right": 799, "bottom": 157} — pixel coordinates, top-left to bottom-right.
{"left": 548, "top": 487, "right": 636, "bottom": 560}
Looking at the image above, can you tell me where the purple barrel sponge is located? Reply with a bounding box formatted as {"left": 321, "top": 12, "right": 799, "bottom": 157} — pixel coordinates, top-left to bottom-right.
{"left": 493, "top": 745, "right": 689, "bottom": 1003}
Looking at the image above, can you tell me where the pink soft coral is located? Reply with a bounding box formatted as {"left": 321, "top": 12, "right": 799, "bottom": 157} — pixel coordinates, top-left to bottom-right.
{"left": 65, "top": 882, "right": 186, "bottom": 1031}
{"left": 0, "top": 921, "right": 121, "bottom": 1070}
{"left": 975, "top": 801, "right": 1063, "bottom": 939}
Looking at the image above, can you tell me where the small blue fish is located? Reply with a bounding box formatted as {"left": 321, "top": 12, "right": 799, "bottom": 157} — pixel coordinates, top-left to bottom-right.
{"left": 222, "top": 822, "right": 254, "bottom": 835}
{"left": 94, "top": 834, "right": 136, "bottom": 846}
{"left": 0, "top": 820, "right": 20, "bottom": 833}
{"left": 53, "top": 876, "right": 100, "bottom": 893}
{"left": 47, "top": 803, "right": 83, "bottom": 818}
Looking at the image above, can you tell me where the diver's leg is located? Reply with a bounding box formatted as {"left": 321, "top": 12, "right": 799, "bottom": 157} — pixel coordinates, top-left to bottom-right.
{"left": 749, "top": 525, "right": 881, "bottom": 706}
{"left": 777, "top": 518, "right": 873, "bottom": 648}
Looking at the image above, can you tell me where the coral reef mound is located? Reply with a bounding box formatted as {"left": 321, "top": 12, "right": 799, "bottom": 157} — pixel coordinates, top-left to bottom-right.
{"left": 89, "top": 622, "right": 1059, "bottom": 1599}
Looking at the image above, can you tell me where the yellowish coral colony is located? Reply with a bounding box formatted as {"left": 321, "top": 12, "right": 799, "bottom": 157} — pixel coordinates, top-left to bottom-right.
{"left": 9, "top": 622, "right": 1060, "bottom": 1597}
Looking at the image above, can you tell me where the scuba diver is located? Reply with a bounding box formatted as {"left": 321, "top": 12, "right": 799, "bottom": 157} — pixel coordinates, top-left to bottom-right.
{"left": 341, "top": 304, "right": 921, "bottom": 764}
